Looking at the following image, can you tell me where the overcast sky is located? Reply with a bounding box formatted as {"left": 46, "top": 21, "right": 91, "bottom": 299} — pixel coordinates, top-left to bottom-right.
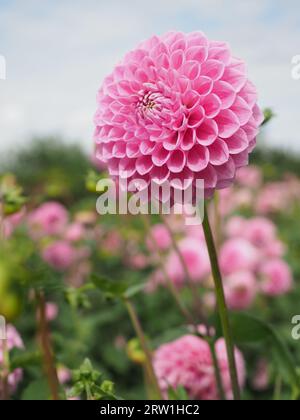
{"left": 0, "top": 0, "right": 300, "bottom": 154}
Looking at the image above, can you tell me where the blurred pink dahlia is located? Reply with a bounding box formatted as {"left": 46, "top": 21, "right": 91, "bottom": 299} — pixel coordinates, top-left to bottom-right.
{"left": 165, "top": 237, "right": 210, "bottom": 286}
{"left": 42, "top": 240, "right": 76, "bottom": 271}
{"left": 259, "top": 259, "right": 293, "bottom": 296}
{"left": 146, "top": 223, "right": 172, "bottom": 251}
{"left": 28, "top": 202, "right": 68, "bottom": 238}
{"left": 154, "top": 335, "right": 245, "bottom": 400}
{"left": 94, "top": 31, "right": 263, "bottom": 200}
{"left": 224, "top": 271, "right": 257, "bottom": 310}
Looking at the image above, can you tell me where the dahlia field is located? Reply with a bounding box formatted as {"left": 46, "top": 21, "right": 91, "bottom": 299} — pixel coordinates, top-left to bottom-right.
{"left": 1, "top": 31, "right": 300, "bottom": 402}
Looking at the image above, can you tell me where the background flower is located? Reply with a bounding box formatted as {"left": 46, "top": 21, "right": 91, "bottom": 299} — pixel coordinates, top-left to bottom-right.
{"left": 28, "top": 202, "right": 68, "bottom": 238}
{"left": 154, "top": 334, "right": 245, "bottom": 400}
{"left": 0, "top": 325, "right": 24, "bottom": 396}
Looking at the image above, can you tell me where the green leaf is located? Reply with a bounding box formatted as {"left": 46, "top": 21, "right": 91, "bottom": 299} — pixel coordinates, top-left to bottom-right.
{"left": 92, "top": 275, "right": 129, "bottom": 299}
{"left": 123, "top": 283, "right": 146, "bottom": 299}
{"left": 22, "top": 379, "right": 50, "bottom": 401}
{"left": 168, "top": 385, "right": 189, "bottom": 400}
{"left": 68, "top": 382, "right": 85, "bottom": 399}
{"left": 92, "top": 275, "right": 146, "bottom": 300}
{"left": 261, "top": 107, "right": 275, "bottom": 127}
{"left": 216, "top": 313, "right": 300, "bottom": 392}
{"left": 10, "top": 350, "right": 41, "bottom": 370}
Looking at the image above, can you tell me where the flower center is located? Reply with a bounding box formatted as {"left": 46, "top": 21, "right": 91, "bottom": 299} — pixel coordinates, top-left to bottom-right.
{"left": 137, "top": 91, "right": 162, "bottom": 118}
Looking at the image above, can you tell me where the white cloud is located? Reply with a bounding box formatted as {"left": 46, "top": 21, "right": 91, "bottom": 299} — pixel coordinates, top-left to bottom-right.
{"left": 0, "top": 0, "right": 300, "bottom": 153}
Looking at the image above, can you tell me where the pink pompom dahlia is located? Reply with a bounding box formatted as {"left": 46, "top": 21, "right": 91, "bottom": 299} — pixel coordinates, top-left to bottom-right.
{"left": 28, "top": 202, "right": 68, "bottom": 238}
{"left": 224, "top": 271, "right": 257, "bottom": 310}
{"left": 146, "top": 223, "right": 172, "bottom": 251}
{"left": 259, "top": 259, "right": 293, "bottom": 296}
{"left": 220, "top": 238, "right": 259, "bottom": 276}
{"left": 154, "top": 334, "right": 245, "bottom": 400}
{"left": 165, "top": 237, "right": 210, "bottom": 286}
{"left": 94, "top": 31, "right": 263, "bottom": 201}
{"left": 42, "top": 240, "right": 76, "bottom": 271}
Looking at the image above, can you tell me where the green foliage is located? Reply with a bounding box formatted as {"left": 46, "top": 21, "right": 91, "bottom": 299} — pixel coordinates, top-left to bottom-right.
{"left": 0, "top": 173, "right": 26, "bottom": 215}
{"left": 2, "top": 137, "right": 300, "bottom": 400}
{"left": 0, "top": 137, "right": 91, "bottom": 204}
{"left": 261, "top": 107, "right": 276, "bottom": 127}
{"left": 215, "top": 312, "right": 300, "bottom": 396}
{"left": 22, "top": 379, "right": 51, "bottom": 401}
{"left": 92, "top": 275, "right": 146, "bottom": 301}
{"left": 168, "top": 385, "right": 189, "bottom": 400}
{"left": 68, "top": 358, "right": 120, "bottom": 400}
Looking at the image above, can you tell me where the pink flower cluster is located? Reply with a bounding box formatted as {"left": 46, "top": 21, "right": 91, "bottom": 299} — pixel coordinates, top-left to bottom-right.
{"left": 218, "top": 166, "right": 300, "bottom": 217}
{"left": 147, "top": 215, "right": 292, "bottom": 309}
{"left": 154, "top": 334, "right": 245, "bottom": 400}
{"left": 256, "top": 175, "right": 300, "bottom": 215}
{"left": 27, "top": 202, "right": 91, "bottom": 286}
{"left": 221, "top": 216, "right": 293, "bottom": 309}
{"left": 147, "top": 228, "right": 210, "bottom": 290}
{"left": 94, "top": 31, "right": 263, "bottom": 202}
{"left": 0, "top": 325, "right": 24, "bottom": 396}
{"left": 28, "top": 202, "right": 69, "bottom": 239}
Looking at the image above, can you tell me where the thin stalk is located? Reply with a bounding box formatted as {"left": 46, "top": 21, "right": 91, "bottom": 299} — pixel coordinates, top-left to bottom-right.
{"left": 85, "top": 383, "right": 94, "bottom": 401}
{"left": 0, "top": 338, "right": 10, "bottom": 400}
{"left": 274, "top": 375, "right": 282, "bottom": 401}
{"left": 160, "top": 215, "right": 207, "bottom": 322}
{"left": 213, "top": 192, "right": 222, "bottom": 249}
{"left": 202, "top": 203, "right": 241, "bottom": 400}
{"left": 36, "top": 291, "right": 60, "bottom": 400}
{"left": 0, "top": 204, "right": 5, "bottom": 240}
{"left": 124, "top": 298, "right": 162, "bottom": 400}
{"left": 143, "top": 365, "right": 153, "bottom": 400}
{"left": 161, "top": 215, "right": 195, "bottom": 287}
{"left": 143, "top": 214, "right": 224, "bottom": 398}
{"left": 208, "top": 338, "right": 226, "bottom": 400}
{"left": 142, "top": 215, "right": 194, "bottom": 324}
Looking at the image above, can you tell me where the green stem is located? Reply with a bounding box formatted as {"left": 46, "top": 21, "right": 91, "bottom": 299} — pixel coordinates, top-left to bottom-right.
{"left": 213, "top": 192, "right": 221, "bottom": 249}
{"left": 85, "top": 383, "right": 94, "bottom": 401}
{"left": 36, "top": 291, "right": 60, "bottom": 401}
{"left": 208, "top": 338, "right": 226, "bottom": 400}
{"left": 142, "top": 215, "right": 194, "bottom": 324}
{"left": 0, "top": 338, "right": 10, "bottom": 400}
{"left": 0, "top": 201, "right": 5, "bottom": 241}
{"left": 274, "top": 375, "right": 282, "bottom": 401}
{"left": 160, "top": 215, "right": 208, "bottom": 324}
{"left": 202, "top": 203, "right": 241, "bottom": 401}
{"left": 124, "top": 298, "right": 162, "bottom": 400}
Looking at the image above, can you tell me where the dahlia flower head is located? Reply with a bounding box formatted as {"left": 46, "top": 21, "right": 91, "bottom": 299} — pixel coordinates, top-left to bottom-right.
{"left": 28, "top": 202, "right": 68, "bottom": 238}
{"left": 42, "top": 240, "right": 76, "bottom": 271}
{"left": 146, "top": 223, "right": 172, "bottom": 251}
{"left": 165, "top": 237, "right": 211, "bottom": 286}
{"left": 154, "top": 334, "right": 245, "bottom": 400}
{"left": 94, "top": 31, "right": 263, "bottom": 201}
{"left": 0, "top": 325, "right": 24, "bottom": 395}
{"left": 147, "top": 235, "right": 211, "bottom": 290}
